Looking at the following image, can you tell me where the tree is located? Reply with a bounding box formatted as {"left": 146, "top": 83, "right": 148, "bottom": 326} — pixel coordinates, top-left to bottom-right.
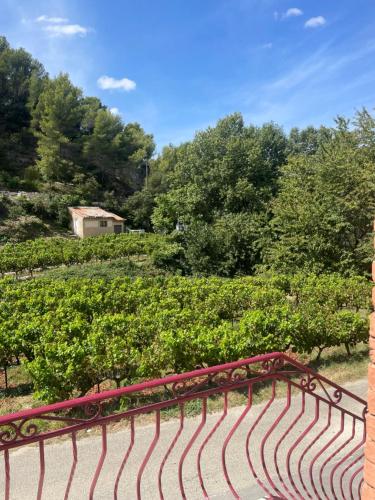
{"left": 178, "top": 213, "right": 267, "bottom": 276}
{"left": 83, "top": 111, "right": 154, "bottom": 195}
{"left": 287, "top": 125, "right": 332, "bottom": 156}
{"left": 265, "top": 111, "right": 375, "bottom": 275}
{"left": 123, "top": 189, "right": 156, "bottom": 230}
{"left": 152, "top": 114, "right": 287, "bottom": 232}
{"left": 150, "top": 114, "right": 287, "bottom": 276}
{"left": 0, "top": 36, "right": 46, "bottom": 183}
{"left": 83, "top": 108, "right": 123, "bottom": 184}
{"left": 32, "top": 73, "right": 84, "bottom": 182}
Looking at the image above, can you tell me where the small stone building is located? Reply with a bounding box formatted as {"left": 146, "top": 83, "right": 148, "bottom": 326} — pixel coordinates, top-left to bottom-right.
{"left": 68, "top": 207, "right": 125, "bottom": 238}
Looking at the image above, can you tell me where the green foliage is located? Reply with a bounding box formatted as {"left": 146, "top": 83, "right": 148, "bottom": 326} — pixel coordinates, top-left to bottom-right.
{"left": 288, "top": 273, "right": 370, "bottom": 354}
{"left": 181, "top": 213, "right": 268, "bottom": 276}
{"left": 0, "top": 215, "right": 49, "bottom": 243}
{"left": 14, "top": 193, "right": 83, "bottom": 229}
{"left": 0, "top": 233, "right": 169, "bottom": 276}
{"left": 31, "top": 73, "right": 83, "bottom": 183}
{"left": 0, "top": 273, "right": 369, "bottom": 402}
{"left": 152, "top": 114, "right": 287, "bottom": 232}
{"left": 42, "top": 257, "right": 163, "bottom": 280}
{"left": 266, "top": 111, "right": 375, "bottom": 276}
{"left": 0, "top": 36, "right": 45, "bottom": 180}
{"left": 223, "top": 305, "right": 302, "bottom": 359}
{"left": 286, "top": 125, "right": 332, "bottom": 156}
{"left": 123, "top": 189, "right": 155, "bottom": 231}
{"left": 151, "top": 242, "right": 186, "bottom": 273}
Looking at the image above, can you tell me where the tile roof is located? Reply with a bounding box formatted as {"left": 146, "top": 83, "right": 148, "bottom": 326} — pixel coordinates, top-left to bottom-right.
{"left": 68, "top": 207, "right": 125, "bottom": 221}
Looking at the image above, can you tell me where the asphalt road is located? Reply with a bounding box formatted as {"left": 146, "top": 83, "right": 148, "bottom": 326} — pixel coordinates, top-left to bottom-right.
{"left": 0, "top": 378, "right": 368, "bottom": 500}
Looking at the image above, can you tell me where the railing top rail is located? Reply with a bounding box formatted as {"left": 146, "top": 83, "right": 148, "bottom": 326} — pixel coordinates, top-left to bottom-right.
{"left": 0, "top": 352, "right": 280, "bottom": 423}
{"left": 0, "top": 351, "right": 366, "bottom": 425}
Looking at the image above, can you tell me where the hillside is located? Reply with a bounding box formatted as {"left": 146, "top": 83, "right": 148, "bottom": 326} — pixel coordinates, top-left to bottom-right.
{"left": 0, "top": 35, "right": 153, "bottom": 241}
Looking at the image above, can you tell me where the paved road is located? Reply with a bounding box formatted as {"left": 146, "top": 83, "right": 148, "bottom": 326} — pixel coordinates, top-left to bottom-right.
{"left": 0, "top": 379, "right": 368, "bottom": 499}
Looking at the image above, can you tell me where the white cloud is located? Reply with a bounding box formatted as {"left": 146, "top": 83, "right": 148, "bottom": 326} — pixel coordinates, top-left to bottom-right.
{"left": 109, "top": 107, "right": 121, "bottom": 116}
{"left": 97, "top": 75, "right": 136, "bottom": 91}
{"left": 305, "top": 16, "right": 326, "bottom": 28}
{"left": 43, "top": 24, "right": 88, "bottom": 37}
{"left": 284, "top": 8, "right": 303, "bottom": 18}
{"left": 36, "top": 15, "right": 69, "bottom": 24}
{"left": 35, "top": 15, "right": 90, "bottom": 38}
{"left": 262, "top": 43, "right": 273, "bottom": 49}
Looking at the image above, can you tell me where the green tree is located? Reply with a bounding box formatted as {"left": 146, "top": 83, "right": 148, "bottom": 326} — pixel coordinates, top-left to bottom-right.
{"left": 265, "top": 111, "right": 375, "bottom": 275}
{"left": 0, "top": 36, "right": 46, "bottom": 183}
{"left": 83, "top": 111, "right": 154, "bottom": 194}
{"left": 287, "top": 125, "right": 332, "bottom": 156}
{"left": 32, "top": 73, "right": 83, "bottom": 182}
{"left": 127, "top": 143, "right": 179, "bottom": 227}
{"left": 152, "top": 114, "right": 287, "bottom": 232}
{"left": 178, "top": 213, "right": 267, "bottom": 276}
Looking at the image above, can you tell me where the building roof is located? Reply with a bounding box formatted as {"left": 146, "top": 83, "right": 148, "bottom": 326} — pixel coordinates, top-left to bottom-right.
{"left": 68, "top": 207, "right": 125, "bottom": 221}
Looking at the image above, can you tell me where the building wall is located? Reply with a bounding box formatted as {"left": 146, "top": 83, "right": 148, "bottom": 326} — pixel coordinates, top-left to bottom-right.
{"left": 72, "top": 216, "right": 84, "bottom": 238}
{"left": 82, "top": 218, "right": 114, "bottom": 237}
{"left": 363, "top": 222, "right": 375, "bottom": 499}
{"left": 71, "top": 215, "right": 123, "bottom": 238}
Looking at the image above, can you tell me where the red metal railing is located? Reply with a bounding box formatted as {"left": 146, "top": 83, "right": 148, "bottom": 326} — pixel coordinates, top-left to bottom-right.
{"left": 0, "top": 352, "right": 367, "bottom": 499}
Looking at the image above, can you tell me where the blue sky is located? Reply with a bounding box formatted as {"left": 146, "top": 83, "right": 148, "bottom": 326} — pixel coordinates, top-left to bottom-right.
{"left": 1, "top": 0, "right": 375, "bottom": 151}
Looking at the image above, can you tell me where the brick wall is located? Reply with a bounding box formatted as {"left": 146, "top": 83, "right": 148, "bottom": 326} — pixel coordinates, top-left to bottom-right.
{"left": 362, "top": 255, "right": 375, "bottom": 498}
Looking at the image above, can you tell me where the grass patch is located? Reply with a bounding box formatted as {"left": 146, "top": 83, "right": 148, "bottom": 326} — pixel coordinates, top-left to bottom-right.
{"left": 39, "top": 256, "right": 165, "bottom": 280}
{"left": 299, "top": 343, "right": 369, "bottom": 385}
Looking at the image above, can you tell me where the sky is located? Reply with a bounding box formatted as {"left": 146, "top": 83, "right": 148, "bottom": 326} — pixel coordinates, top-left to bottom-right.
{"left": 1, "top": 0, "right": 375, "bottom": 151}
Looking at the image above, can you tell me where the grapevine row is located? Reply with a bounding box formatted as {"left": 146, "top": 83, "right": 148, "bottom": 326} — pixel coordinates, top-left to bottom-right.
{"left": 0, "top": 233, "right": 168, "bottom": 276}
{"left": 0, "top": 273, "right": 370, "bottom": 402}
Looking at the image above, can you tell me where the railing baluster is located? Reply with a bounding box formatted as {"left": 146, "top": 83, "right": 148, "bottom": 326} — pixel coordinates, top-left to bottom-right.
{"left": 64, "top": 431, "right": 77, "bottom": 500}
{"left": 342, "top": 452, "right": 365, "bottom": 500}
{"left": 274, "top": 390, "right": 306, "bottom": 498}
{"left": 299, "top": 404, "right": 332, "bottom": 499}
{"left": 222, "top": 385, "right": 252, "bottom": 499}
{"left": 358, "top": 478, "right": 364, "bottom": 499}
{"left": 322, "top": 416, "right": 356, "bottom": 499}
{"left": 246, "top": 380, "right": 276, "bottom": 499}
{"left": 330, "top": 422, "right": 365, "bottom": 499}
{"left": 136, "top": 410, "right": 160, "bottom": 500}
{"left": 317, "top": 411, "right": 345, "bottom": 499}
{"left": 197, "top": 392, "right": 228, "bottom": 498}
{"left": 260, "top": 381, "right": 291, "bottom": 498}
{"left": 114, "top": 416, "right": 135, "bottom": 500}
{"left": 178, "top": 398, "right": 207, "bottom": 500}
{"left": 89, "top": 424, "right": 107, "bottom": 500}
{"left": 36, "top": 441, "right": 45, "bottom": 500}
{"left": 285, "top": 397, "right": 319, "bottom": 499}
{"left": 4, "top": 449, "right": 10, "bottom": 500}
{"left": 158, "top": 405, "right": 184, "bottom": 500}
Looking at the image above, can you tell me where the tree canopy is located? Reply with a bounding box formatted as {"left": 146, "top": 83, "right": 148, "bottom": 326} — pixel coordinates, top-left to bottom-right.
{"left": 0, "top": 36, "right": 154, "bottom": 200}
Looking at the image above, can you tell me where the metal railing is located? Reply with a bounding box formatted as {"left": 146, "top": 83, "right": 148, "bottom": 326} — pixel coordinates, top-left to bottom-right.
{"left": 0, "top": 352, "right": 367, "bottom": 499}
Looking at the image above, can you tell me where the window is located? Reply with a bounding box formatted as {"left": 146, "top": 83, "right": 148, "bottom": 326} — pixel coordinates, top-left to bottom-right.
{"left": 99, "top": 220, "right": 108, "bottom": 227}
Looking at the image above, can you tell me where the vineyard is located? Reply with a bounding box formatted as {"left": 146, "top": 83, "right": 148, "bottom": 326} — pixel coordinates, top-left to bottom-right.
{"left": 0, "top": 233, "right": 169, "bottom": 276}
{"left": 0, "top": 273, "right": 370, "bottom": 403}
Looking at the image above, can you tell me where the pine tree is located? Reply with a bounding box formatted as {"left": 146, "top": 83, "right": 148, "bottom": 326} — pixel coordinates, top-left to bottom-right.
{"left": 32, "top": 73, "right": 83, "bottom": 183}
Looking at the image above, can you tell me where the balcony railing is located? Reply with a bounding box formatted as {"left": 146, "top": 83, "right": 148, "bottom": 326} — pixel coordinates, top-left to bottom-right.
{"left": 0, "top": 352, "right": 367, "bottom": 499}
